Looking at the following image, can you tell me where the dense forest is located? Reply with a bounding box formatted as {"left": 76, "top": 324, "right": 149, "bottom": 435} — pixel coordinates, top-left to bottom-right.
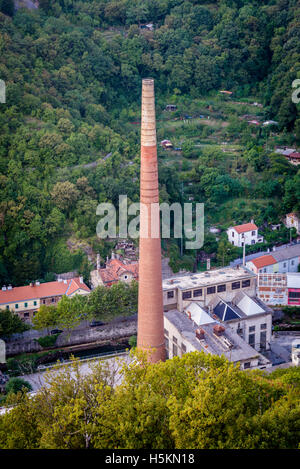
{"left": 0, "top": 0, "right": 299, "bottom": 285}
{"left": 0, "top": 352, "right": 300, "bottom": 448}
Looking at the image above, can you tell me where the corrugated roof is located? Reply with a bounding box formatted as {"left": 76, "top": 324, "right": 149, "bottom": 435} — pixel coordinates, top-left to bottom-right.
{"left": 250, "top": 255, "right": 277, "bottom": 269}
{"left": 232, "top": 222, "right": 258, "bottom": 234}
{"left": 0, "top": 278, "right": 90, "bottom": 305}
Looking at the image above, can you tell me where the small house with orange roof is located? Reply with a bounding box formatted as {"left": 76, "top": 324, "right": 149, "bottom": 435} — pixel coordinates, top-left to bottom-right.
{"left": 91, "top": 255, "right": 139, "bottom": 289}
{"left": 227, "top": 220, "right": 264, "bottom": 247}
{"left": 0, "top": 277, "right": 90, "bottom": 321}
{"left": 246, "top": 254, "right": 277, "bottom": 275}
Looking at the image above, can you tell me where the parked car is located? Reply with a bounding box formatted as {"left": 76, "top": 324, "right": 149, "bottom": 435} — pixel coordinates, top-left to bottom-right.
{"left": 89, "top": 321, "right": 104, "bottom": 327}
{"left": 50, "top": 329, "right": 63, "bottom": 335}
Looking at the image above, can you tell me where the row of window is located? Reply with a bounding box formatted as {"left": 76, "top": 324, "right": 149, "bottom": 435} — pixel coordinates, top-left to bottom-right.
{"left": 164, "top": 330, "right": 187, "bottom": 357}
{"left": 6, "top": 301, "right": 38, "bottom": 310}
{"left": 260, "top": 260, "right": 295, "bottom": 273}
{"left": 232, "top": 231, "right": 256, "bottom": 237}
{"left": 249, "top": 331, "right": 267, "bottom": 349}
{"left": 289, "top": 292, "right": 300, "bottom": 299}
{"left": 181, "top": 279, "right": 251, "bottom": 300}
{"left": 249, "top": 323, "right": 267, "bottom": 333}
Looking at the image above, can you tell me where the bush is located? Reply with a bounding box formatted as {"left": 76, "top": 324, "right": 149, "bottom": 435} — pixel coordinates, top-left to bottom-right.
{"left": 128, "top": 335, "right": 137, "bottom": 348}
{"left": 5, "top": 378, "right": 32, "bottom": 395}
{"left": 36, "top": 334, "right": 60, "bottom": 349}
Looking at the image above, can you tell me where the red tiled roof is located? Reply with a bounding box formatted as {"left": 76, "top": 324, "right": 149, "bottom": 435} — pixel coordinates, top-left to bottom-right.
{"left": 232, "top": 222, "right": 258, "bottom": 234}
{"left": 250, "top": 255, "right": 277, "bottom": 269}
{"left": 0, "top": 277, "right": 90, "bottom": 305}
{"left": 99, "top": 259, "right": 139, "bottom": 285}
{"left": 288, "top": 152, "right": 300, "bottom": 159}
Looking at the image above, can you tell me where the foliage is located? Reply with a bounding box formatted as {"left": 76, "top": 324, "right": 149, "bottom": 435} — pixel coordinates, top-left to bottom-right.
{"left": 5, "top": 377, "right": 32, "bottom": 395}
{"left": 36, "top": 334, "right": 60, "bottom": 349}
{"left": 0, "top": 352, "right": 299, "bottom": 449}
{"left": 0, "top": 309, "right": 29, "bottom": 338}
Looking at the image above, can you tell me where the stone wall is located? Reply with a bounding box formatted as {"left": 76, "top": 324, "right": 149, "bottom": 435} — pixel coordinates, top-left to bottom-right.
{"left": 4, "top": 317, "right": 137, "bottom": 356}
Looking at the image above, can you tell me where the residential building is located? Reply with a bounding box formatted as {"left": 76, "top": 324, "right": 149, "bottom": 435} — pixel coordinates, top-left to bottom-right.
{"left": 285, "top": 213, "right": 300, "bottom": 235}
{"left": 0, "top": 277, "right": 90, "bottom": 321}
{"left": 275, "top": 148, "right": 300, "bottom": 166}
{"left": 90, "top": 258, "right": 138, "bottom": 289}
{"left": 163, "top": 266, "right": 256, "bottom": 312}
{"left": 246, "top": 244, "right": 300, "bottom": 274}
{"left": 164, "top": 295, "right": 272, "bottom": 370}
{"left": 227, "top": 221, "right": 264, "bottom": 247}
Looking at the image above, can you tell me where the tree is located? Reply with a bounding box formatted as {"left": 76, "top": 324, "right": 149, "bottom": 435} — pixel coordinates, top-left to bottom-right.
{"left": 0, "top": 309, "right": 29, "bottom": 338}
{"left": 51, "top": 181, "right": 79, "bottom": 213}
{"left": 32, "top": 305, "right": 59, "bottom": 332}
{"left": 5, "top": 378, "right": 32, "bottom": 395}
{"left": 0, "top": 0, "right": 14, "bottom": 17}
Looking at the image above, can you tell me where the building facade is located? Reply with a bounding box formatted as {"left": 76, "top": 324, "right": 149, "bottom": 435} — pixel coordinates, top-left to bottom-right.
{"left": 246, "top": 244, "right": 300, "bottom": 274}
{"left": 285, "top": 213, "right": 300, "bottom": 235}
{"left": 0, "top": 277, "right": 90, "bottom": 321}
{"left": 164, "top": 296, "right": 272, "bottom": 371}
{"left": 227, "top": 222, "right": 264, "bottom": 247}
{"left": 163, "top": 266, "right": 257, "bottom": 312}
{"left": 90, "top": 258, "right": 138, "bottom": 289}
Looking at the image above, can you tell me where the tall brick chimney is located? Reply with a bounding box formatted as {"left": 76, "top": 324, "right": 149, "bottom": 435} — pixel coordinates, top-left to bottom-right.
{"left": 137, "top": 78, "right": 165, "bottom": 363}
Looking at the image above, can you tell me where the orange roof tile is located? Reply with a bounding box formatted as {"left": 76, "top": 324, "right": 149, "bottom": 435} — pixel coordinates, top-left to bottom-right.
{"left": 0, "top": 277, "right": 90, "bottom": 305}
{"left": 250, "top": 255, "right": 277, "bottom": 269}
{"left": 232, "top": 222, "right": 258, "bottom": 234}
{"left": 99, "top": 259, "right": 139, "bottom": 285}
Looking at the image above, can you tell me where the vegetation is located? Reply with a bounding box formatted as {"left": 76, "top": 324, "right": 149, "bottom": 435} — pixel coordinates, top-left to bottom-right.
{"left": 0, "top": 308, "right": 29, "bottom": 338}
{"left": 5, "top": 377, "right": 32, "bottom": 395}
{"left": 36, "top": 334, "right": 60, "bottom": 349}
{"left": 0, "top": 0, "right": 299, "bottom": 284}
{"left": 32, "top": 280, "right": 138, "bottom": 331}
{"left": 0, "top": 352, "right": 299, "bottom": 449}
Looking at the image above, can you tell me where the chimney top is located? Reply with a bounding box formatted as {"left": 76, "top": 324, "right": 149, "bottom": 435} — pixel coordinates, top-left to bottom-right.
{"left": 213, "top": 324, "right": 225, "bottom": 336}
{"left": 7, "top": 285, "right": 12, "bottom": 290}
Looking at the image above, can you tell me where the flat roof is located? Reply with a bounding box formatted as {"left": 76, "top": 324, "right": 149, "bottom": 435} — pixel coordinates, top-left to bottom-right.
{"left": 164, "top": 310, "right": 270, "bottom": 365}
{"left": 163, "top": 267, "right": 256, "bottom": 291}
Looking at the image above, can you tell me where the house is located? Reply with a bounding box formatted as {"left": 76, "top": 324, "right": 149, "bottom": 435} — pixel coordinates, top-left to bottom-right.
{"left": 163, "top": 266, "right": 257, "bottom": 312}
{"left": 263, "top": 120, "right": 278, "bottom": 126}
{"left": 90, "top": 257, "right": 138, "bottom": 289}
{"left": 246, "top": 255, "right": 277, "bottom": 274}
{"left": 275, "top": 148, "right": 300, "bottom": 166}
{"left": 140, "top": 23, "right": 154, "bottom": 31}
{"left": 164, "top": 293, "right": 272, "bottom": 370}
{"left": 227, "top": 221, "right": 264, "bottom": 247}
{"left": 0, "top": 277, "right": 90, "bottom": 321}
{"left": 285, "top": 213, "right": 300, "bottom": 234}
{"left": 248, "top": 120, "right": 260, "bottom": 126}
{"left": 246, "top": 244, "right": 300, "bottom": 274}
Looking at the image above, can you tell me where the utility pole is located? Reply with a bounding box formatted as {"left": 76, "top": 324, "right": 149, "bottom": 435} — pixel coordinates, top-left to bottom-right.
{"left": 180, "top": 181, "right": 184, "bottom": 257}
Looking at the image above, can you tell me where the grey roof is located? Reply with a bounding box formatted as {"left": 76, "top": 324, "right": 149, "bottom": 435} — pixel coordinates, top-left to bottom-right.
{"left": 164, "top": 310, "right": 269, "bottom": 364}
{"left": 272, "top": 244, "right": 300, "bottom": 262}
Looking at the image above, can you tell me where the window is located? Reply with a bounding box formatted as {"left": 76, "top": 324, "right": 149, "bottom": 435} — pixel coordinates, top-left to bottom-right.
{"left": 33, "top": 301, "right": 37, "bottom": 306}
{"left": 6, "top": 305, "right": 9, "bottom": 310}
{"left": 167, "top": 291, "right": 174, "bottom": 299}
{"left": 172, "top": 344, "right": 178, "bottom": 357}
{"left": 251, "top": 240, "right": 255, "bottom": 245}
{"left": 244, "top": 362, "right": 251, "bottom": 369}
{"left": 241, "top": 233, "right": 245, "bottom": 238}
{"left": 165, "top": 337, "right": 169, "bottom": 350}
{"left": 263, "top": 268, "right": 267, "bottom": 273}
{"left": 24, "top": 312, "right": 29, "bottom": 318}
{"left": 193, "top": 289, "right": 202, "bottom": 297}
{"left": 251, "top": 231, "right": 255, "bottom": 236}
{"left": 260, "top": 331, "right": 267, "bottom": 350}
{"left": 232, "top": 232, "right": 234, "bottom": 237}
{"left": 217, "top": 284, "right": 226, "bottom": 293}
{"left": 15, "top": 304, "right": 19, "bottom": 309}
{"left": 173, "top": 336, "right": 177, "bottom": 344}
{"left": 182, "top": 291, "right": 192, "bottom": 300}
{"left": 242, "top": 279, "right": 250, "bottom": 288}
{"left": 283, "top": 262, "right": 287, "bottom": 268}
{"left": 51, "top": 298, "right": 55, "bottom": 303}
{"left": 207, "top": 286, "right": 216, "bottom": 295}
{"left": 260, "top": 323, "right": 267, "bottom": 330}
{"left": 248, "top": 334, "right": 255, "bottom": 346}
{"left": 42, "top": 300, "right": 46, "bottom": 304}
{"left": 289, "top": 292, "right": 300, "bottom": 299}
{"left": 24, "top": 302, "right": 28, "bottom": 308}
{"left": 232, "top": 282, "right": 240, "bottom": 290}
{"left": 249, "top": 326, "right": 255, "bottom": 332}
{"left": 164, "top": 328, "right": 169, "bottom": 336}
{"left": 124, "top": 275, "right": 128, "bottom": 280}
{"left": 291, "top": 260, "right": 295, "bottom": 266}
{"left": 181, "top": 344, "right": 187, "bottom": 354}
